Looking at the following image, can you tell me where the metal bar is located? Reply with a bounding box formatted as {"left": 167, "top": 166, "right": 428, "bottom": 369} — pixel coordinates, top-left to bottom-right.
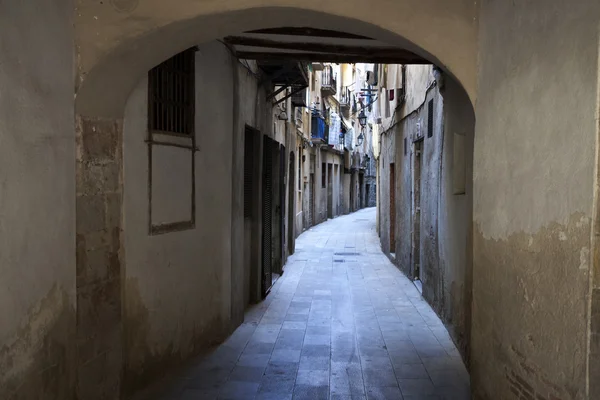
{"left": 145, "top": 139, "right": 199, "bottom": 151}
{"left": 267, "top": 84, "right": 290, "bottom": 101}
{"left": 273, "top": 84, "right": 308, "bottom": 105}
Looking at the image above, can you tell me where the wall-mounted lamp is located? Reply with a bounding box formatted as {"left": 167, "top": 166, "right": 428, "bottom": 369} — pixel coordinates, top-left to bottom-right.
{"left": 276, "top": 110, "right": 288, "bottom": 121}
{"left": 358, "top": 110, "right": 367, "bottom": 128}
{"left": 356, "top": 132, "right": 364, "bottom": 146}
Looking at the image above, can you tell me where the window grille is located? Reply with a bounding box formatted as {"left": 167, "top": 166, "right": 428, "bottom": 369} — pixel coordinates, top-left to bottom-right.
{"left": 148, "top": 48, "right": 196, "bottom": 135}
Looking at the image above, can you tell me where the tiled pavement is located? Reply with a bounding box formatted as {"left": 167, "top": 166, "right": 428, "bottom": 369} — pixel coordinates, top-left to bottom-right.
{"left": 145, "top": 208, "right": 471, "bottom": 400}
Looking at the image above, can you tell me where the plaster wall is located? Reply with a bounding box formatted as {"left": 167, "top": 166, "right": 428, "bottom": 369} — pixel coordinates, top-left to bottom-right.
{"left": 472, "top": 0, "right": 600, "bottom": 398}
{"left": 121, "top": 41, "right": 246, "bottom": 393}
{"left": 402, "top": 65, "right": 434, "bottom": 116}
{"left": 0, "top": 1, "right": 76, "bottom": 398}
{"left": 378, "top": 70, "right": 474, "bottom": 365}
{"left": 437, "top": 78, "right": 474, "bottom": 361}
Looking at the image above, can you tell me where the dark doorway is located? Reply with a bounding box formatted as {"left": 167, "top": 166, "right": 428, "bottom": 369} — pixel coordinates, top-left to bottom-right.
{"left": 262, "top": 136, "right": 274, "bottom": 297}
{"left": 288, "top": 152, "right": 296, "bottom": 255}
{"left": 413, "top": 140, "right": 423, "bottom": 281}
{"left": 389, "top": 163, "right": 395, "bottom": 255}
{"left": 327, "top": 163, "right": 333, "bottom": 219}
{"left": 243, "top": 127, "right": 256, "bottom": 306}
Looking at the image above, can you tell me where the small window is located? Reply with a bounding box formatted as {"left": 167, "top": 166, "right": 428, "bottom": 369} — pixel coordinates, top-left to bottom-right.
{"left": 148, "top": 48, "right": 196, "bottom": 135}
{"left": 322, "top": 163, "right": 326, "bottom": 188}
{"left": 404, "top": 137, "right": 407, "bottom": 156}
{"left": 427, "top": 99, "right": 434, "bottom": 138}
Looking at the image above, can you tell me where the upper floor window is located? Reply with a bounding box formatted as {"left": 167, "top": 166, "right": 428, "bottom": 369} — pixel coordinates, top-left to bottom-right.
{"left": 148, "top": 48, "right": 196, "bottom": 135}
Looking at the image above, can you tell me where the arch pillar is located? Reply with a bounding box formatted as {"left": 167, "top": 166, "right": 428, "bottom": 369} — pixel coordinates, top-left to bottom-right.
{"left": 75, "top": 115, "right": 124, "bottom": 399}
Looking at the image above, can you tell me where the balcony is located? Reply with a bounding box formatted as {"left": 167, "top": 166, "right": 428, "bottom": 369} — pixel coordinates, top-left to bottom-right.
{"left": 311, "top": 114, "right": 328, "bottom": 143}
{"left": 340, "top": 86, "right": 351, "bottom": 112}
{"left": 321, "top": 65, "right": 337, "bottom": 97}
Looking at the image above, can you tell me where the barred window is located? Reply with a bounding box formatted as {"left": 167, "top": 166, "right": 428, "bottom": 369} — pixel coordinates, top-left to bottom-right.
{"left": 148, "top": 49, "right": 196, "bottom": 135}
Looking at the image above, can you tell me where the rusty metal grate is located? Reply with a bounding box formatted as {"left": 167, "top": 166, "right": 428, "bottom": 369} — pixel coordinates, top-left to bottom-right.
{"left": 148, "top": 48, "right": 196, "bottom": 135}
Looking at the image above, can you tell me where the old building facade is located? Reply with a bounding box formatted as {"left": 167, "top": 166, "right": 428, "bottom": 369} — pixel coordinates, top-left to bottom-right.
{"left": 376, "top": 64, "right": 474, "bottom": 360}
{"left": 1, "top": 1, "right": 600, "bottom": 400}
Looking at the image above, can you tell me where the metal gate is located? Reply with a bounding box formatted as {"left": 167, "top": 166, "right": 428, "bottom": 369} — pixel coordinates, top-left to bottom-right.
{"left": 280, "top": 144, "right": 286, "bottom": 269}
{"left": 309, "top": 174, "right": 315, "bottom": 227}
{"left": 262, "top": 136, "right": 273, "bottom": 296}
{"left": 244, "top": 128, "right": 254, "bottom": 219}
{"left": 390, "top": 163, "right": 396, "bottom": 253}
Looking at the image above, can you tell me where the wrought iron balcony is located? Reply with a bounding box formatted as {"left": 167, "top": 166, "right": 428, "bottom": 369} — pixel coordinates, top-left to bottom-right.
{"left": 340, "top": 86, "right": 351, "bottom": 110}
{"left": 321, "top": 65, "right": 337, "bottom": 97}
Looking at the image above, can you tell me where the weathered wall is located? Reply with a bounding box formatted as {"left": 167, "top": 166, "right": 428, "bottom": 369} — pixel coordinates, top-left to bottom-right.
{"left": 378, "top": 128, "right": 396, "bottom": 255}
{"left": 378, "top": 66, "right": 474, "bottom": 364}
{"left": 234, "top": 57, "right": 271, "bottom": 317}
{"left": 0, "top": 1, "right": 76, "bottom": 399}
{"left": 437, "top": 77, "right": 474, "bottom": 361}
{"left": 122, "top": 42, "right": 237, "bottom": 394}
{"left": 472, "top": 1, "right": 599, "bottom": 399}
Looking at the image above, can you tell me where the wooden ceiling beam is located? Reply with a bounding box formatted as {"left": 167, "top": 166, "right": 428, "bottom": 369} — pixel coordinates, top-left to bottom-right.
{"left": 245, "top": 27, "right": 373, "bottom": 40}
{"left": 235, "top": 51, "right": 429, "bottom": 65}
{"left": 224, "top": 36, "right": 424, "bottom": 60}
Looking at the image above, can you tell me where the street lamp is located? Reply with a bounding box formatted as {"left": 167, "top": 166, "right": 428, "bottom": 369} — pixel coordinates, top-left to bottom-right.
{"left": 356, "top": 131, "right": 364, "bottom": 146}
{"left": 357, "top": 110, "right": 366, "bottom": 146}
{"left": 358, "top": 110, "right": 367, "bottom": 128}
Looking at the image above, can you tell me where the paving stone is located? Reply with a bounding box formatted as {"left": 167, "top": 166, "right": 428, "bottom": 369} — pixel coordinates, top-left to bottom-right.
{"left": 365, "top": 386, "right": 404, "bottom": 400}
{"left": 299, "top": 356, "right": 330, "bottom": 371}
{"left": 228, "top": 366, "right": 265, "bottom": 383}
{"left": 292, "top": 385, "right": 329, "bottom": 400}
{"left": 146, "top": 209, "right": 470, "bottom": 400}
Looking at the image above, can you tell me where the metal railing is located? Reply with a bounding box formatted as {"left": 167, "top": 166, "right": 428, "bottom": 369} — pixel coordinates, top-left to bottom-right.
{"left": 340, "top": 86, "right": 351, "bottom": 108}
{"left": 321, "top": 65, "right": 337, "bottom": 95}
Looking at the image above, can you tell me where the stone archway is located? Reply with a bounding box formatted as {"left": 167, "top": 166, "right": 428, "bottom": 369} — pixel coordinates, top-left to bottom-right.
{"left": 74, "top": 3, "right": 478, "bottom": 119}
{"left": 72, "top": 4, "right": 479, "bottom": 397}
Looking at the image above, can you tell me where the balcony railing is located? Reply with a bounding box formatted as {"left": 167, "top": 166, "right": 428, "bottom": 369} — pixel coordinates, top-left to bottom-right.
{"left": 311, "top": 114, "right": 328, "bottom": 142}
{"left": 321, "top": 65, "right": 337, "bottom": 97}
{"left": 340, "top": 86, "right": 351, "bottom": 109}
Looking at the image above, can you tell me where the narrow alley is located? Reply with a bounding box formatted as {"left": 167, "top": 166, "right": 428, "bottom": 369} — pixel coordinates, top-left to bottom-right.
{"left": 140, "top": 208, "right": 470, "bottom": 400}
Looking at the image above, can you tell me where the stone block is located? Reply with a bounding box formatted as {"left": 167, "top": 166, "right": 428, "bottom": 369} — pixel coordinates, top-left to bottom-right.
{"left": 77, "top": 161, "right": 120, "bottom": 196}
{"left": 105, "top": 192, "right": 122, "bottom": 230}
{"left": 79, "top": 117, "right": 120, "bottom": 162}
{"left": 76, "top": 194, "right": 106, "bottom": 234}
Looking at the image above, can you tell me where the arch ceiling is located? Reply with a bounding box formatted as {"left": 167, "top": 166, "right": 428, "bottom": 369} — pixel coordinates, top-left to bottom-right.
{"left": 75, "top": 0, "right": 478, "bottom": 117}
